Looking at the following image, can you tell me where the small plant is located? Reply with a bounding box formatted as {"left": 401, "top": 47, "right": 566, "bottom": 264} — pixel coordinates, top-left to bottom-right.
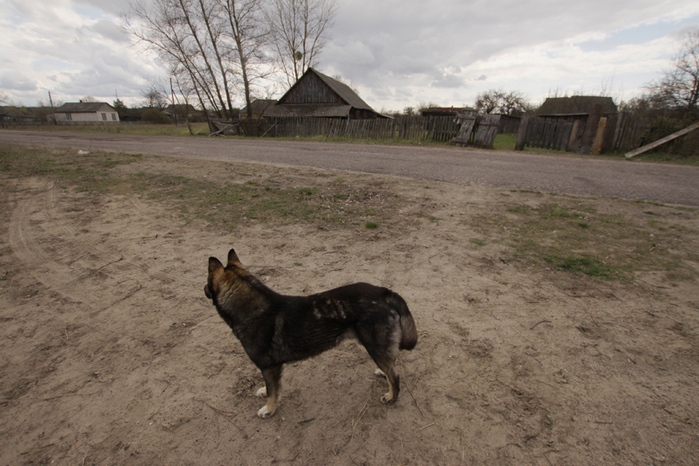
{"left": 365, "top": 222, "right": 378, "bottom": 229}
{"left": 552, "top": 256, "right": 612, "bottom": 278}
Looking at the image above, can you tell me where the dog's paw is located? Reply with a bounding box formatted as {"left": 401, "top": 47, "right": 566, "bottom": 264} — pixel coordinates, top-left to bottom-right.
{"left": 255, "top": 386, "right": 267, "bottom": 398}
{"left": 374, "top": 368, "right": 385, "bottom": 377}
{"left": 380, "top": 393, "right": 395, "bottom": 404}
{"left": 257, "top": 405, "right": 274, "bottom": 418}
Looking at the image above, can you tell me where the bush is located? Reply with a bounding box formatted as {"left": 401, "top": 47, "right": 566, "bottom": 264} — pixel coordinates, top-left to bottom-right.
{"left": 141, "top": 108, "right": 172, "bottom": 124}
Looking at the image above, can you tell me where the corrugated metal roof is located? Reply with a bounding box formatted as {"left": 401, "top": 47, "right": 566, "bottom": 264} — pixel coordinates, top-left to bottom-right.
{"left": 55, "top": 102, "right": 115, "bottom": 113}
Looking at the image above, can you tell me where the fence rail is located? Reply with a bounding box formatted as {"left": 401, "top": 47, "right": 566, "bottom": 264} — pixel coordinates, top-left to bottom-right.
{"left": 258, "top": 115, "right": 462, "bottom": 143}
{"left": 216, "top": 110, "right": 685, "bottom": 155}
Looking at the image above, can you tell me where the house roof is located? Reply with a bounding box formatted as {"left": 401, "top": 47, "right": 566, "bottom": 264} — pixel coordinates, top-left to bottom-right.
{"left": 264, "top": 68, "right": 380, "bottom": 118}
{"left": 309, "top": 68, "right": 373, "bottom": 111}
{"left": 55, "top": 102, "right": 116, "bottom": 113}
{"left": 538, "top": 96, "right": 617, "bottom": 116}
{"left": 0, "top": 106, "right": 34, "bottom": 118}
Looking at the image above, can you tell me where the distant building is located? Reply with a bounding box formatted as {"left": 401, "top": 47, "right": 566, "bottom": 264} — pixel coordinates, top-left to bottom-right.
{"left": 263, "top": 68, "right": 385, "bottom": 119}
{"left": 53, "top": 102, "right": 120, "bottom": 124}
{"left": 420, "top": 107, "right": 475, "bottom": 117}
{"left": 0, "top": 106, "right": 37, "bottom": 125}
{"left": 537, "top": 96, "right": 618, "bottom": 118}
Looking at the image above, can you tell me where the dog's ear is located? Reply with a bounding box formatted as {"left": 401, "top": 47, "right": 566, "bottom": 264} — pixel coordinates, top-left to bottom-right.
{"left": 208, "top": 256, "right": 224, "bottom": 275}
{"left": 227, "top": 248, "right": 244, "bottom": 268}
{"left": 206, "top": 257, "right": 224, "bottom": 300}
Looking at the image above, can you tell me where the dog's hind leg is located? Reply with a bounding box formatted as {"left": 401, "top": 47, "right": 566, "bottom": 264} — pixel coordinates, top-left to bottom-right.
{"left": 374, "top": 358, "right": 400, "bottom": 403}
{"left": 363, "top": 350, "right": 399, "bottom": 403}
{"left": 257, "top": 365, "right": 283, "bottom": 418}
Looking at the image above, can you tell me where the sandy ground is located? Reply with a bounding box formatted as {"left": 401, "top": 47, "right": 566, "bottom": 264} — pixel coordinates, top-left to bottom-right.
{"left": 1, "top": 152, "right": 698, "bottom": 465}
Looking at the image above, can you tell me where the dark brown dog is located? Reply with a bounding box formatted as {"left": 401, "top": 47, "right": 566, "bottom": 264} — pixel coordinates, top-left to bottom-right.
{"left": 204, "top": 249, "right": 418, "bottom": 418}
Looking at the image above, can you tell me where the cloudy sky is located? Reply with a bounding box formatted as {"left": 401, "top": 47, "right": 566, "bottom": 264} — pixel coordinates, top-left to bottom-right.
{"left": 1, "top": 0, "right": 698, "bottom": 112}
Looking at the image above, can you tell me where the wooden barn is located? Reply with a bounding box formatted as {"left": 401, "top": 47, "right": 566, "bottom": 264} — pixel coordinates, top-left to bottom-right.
{"left": 53, "top": 102, "right": 120, "bottom": 124}
{"left": 263, "top": 68, "right": 385, "bottom": 119}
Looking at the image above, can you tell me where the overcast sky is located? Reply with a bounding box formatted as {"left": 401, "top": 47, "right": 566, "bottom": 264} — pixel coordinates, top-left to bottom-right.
{"left": 1, "top": 0, "right": 698, "bottom": 112}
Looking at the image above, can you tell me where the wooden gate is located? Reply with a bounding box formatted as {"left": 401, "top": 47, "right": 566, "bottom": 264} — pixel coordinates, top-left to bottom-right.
{"left": 515, "top": 115, "right": 574, "bottom": 151}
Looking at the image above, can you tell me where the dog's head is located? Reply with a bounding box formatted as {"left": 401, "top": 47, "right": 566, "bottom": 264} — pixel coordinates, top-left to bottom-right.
{"left": 204, "top": 248, "right": 245, "bottom": 304}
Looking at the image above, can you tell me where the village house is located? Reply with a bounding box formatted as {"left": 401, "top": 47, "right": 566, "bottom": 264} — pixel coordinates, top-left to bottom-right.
{"left": 53, "top": 102, "right": 120, "bottom": 124}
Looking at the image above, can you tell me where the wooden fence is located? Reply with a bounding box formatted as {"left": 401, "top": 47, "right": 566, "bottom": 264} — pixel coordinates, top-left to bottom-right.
{"left": 217, "top": 111, "right": 672, "bottom": 154}
{"left": 520, "top": 116, "right": 575, "bottom": 151}
{"left": 259, "top": 115, "right": 462, "bottom": 143}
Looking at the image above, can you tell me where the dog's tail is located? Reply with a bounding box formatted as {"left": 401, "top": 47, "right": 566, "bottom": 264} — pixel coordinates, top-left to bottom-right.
{"left": 392, "top": 292, "right": 418, "bottom": 350}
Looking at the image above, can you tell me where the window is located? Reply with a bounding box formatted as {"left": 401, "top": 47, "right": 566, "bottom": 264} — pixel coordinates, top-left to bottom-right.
{"left": 101, "top": 113, "right": 107, "bottom": 121}
{"left": 111, "top": 113, "right": 117, "bottom": 120}
{"left": 66, "top": 113, "right": 72, "bottom": 121}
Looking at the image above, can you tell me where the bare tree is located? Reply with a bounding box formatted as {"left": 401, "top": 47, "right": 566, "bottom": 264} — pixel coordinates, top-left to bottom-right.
{"left": 125, "top": 0, "right": 234, "bottom": 120}
{"left": 475, "top": 89, "right": 531, "bottom": 115}
{"left": 265, "top": 0, "right": 337, "bottom": 87}
{"left": 217, "top": 0, "right": 271, "bottom": 117}
{"left": 647, "top": 29, "right": 699, "bottom": 118}
{"left": 142, "top": 80, "right": 168, "bottom": 108}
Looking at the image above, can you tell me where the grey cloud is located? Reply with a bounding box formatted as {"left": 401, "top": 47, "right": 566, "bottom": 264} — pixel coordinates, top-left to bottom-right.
{"left": 0, "top": 72, "right": 38, "bottom": 91}
{"left": 431, "top": 73, "right": 465, "bottom": 89}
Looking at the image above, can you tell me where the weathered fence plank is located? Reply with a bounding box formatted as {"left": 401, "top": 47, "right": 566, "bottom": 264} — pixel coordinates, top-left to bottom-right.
{"left": 452, "top": 111, "right": 478, "bottom": 145}
{"left": 473, "top": 114, "right": 500, "bottom": 148}
{"left": 624, "top": 122, "right": 699, "bottom": 158}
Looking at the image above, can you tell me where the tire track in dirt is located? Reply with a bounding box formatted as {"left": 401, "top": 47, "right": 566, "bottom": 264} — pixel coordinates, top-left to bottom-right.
{"left": 8, "top": 180, "right": 195, "bottom": 313}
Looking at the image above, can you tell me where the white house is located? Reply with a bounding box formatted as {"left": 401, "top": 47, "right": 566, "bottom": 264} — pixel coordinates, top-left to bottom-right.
{"left": 53, "top": 102, "right": 120, "bottom": 124}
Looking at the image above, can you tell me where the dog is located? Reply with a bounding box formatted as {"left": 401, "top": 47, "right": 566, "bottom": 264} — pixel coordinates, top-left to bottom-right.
{"left": 204, "top": 248, "right": 418, "bottom": 418}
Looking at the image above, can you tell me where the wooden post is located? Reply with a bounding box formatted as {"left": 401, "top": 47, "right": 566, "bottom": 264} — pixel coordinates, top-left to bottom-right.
{"left": 591, "top": 117, "right": 608, "bottom": 155}
{"left": 580, "top": 104, "right": 602, "bottom": 154}
{"left": 625, "top": 122, "right": 699, "bottom": 159}
{"left": 514, "top": 114, "right": 530, "bottom": 151}
{"left": 566, "top": 120, "right": 580, "bottom": 152}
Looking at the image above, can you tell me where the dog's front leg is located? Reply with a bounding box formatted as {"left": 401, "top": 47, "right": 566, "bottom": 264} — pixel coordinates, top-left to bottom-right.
{"left": 257, "top": 365, "right": 283, "bottom": 418}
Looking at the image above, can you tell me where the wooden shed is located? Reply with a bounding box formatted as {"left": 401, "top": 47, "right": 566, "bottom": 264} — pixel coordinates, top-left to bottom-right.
{"left": 54, "top": 102, "right": 120, "bottom": 124}
{"left": 263, "top": 68, "right": 385, "bottom": 119}
{"left": 536, "top": 96, "right": 618, "bottom": 153}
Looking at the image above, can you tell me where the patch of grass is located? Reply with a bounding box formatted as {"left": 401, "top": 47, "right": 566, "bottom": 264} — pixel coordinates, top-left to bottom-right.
{"left": 548, "top": 255, "right": 612, "bottom": 278}
{"left": 472, "top": 196, "right": 696, "bottom": 281}
{"left": 3, "top": 123, "right": 210, "bottom": 137}
{"left": 0, "top": 143, "right": 401, "bottom": 232}
{"left": 493, "top": 133, "right": 516, "bottom": 151}
{"left": 365, "top": 222, "right": 379, "bottom": 229}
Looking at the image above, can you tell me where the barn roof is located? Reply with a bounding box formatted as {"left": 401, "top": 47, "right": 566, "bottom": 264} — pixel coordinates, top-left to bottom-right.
{"left": 537, "top": 96, "right": 617, "bottom": 116}
{"left": 264, "top": 68, "right": 381, "bottom": 118}
{"left": 55, "top": 102, "right": 116, "bottom": 113}
{"left": 242, "top": 99, "right": 277, "bottom": 115}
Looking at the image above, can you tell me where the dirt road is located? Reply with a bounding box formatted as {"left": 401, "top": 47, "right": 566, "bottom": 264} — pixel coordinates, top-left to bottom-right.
{"left": 1, "top": 130, "right": 697, "bottom": 206}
